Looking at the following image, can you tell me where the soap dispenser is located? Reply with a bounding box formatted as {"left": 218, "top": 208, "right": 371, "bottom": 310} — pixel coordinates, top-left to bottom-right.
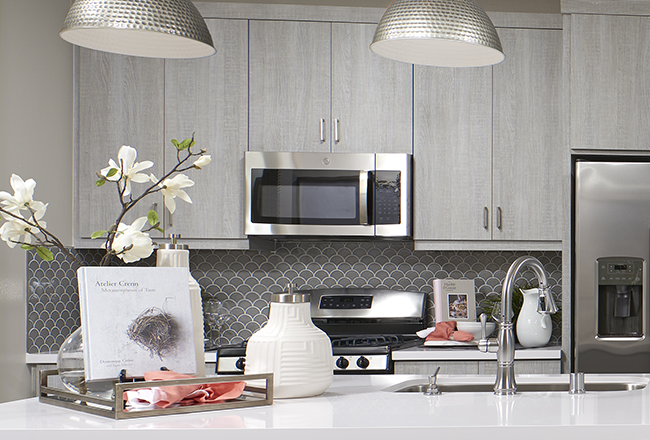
{"left": 245, "top": 283, "right": 333, "bottom": 398}
{"left": 156, "top": 234, "right": 205, "bottom": 376}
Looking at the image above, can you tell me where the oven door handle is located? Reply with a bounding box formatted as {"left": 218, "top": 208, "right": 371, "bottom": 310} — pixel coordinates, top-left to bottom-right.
{"left": 359, "top": 171, "right": 369, "bottom": 225}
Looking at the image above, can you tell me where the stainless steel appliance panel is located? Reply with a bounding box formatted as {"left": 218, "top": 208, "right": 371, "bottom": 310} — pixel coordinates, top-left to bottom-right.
{"left": 574, "top": 160, "right": 650, "bottom": 373}
{"left": 244, "top": 151, "right": 411, "bottom": 237}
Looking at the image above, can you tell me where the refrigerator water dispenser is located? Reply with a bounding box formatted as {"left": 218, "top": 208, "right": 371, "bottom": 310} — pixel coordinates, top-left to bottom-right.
{"left": 597, "top": 257, "right": 644, "bottom": 338}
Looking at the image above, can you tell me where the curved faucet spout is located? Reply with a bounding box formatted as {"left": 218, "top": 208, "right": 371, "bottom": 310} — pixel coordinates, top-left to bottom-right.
{"left": 482, "top": 255, "right": 557, "bottom": 395}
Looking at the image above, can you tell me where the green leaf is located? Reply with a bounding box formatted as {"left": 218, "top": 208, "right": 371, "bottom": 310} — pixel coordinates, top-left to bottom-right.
{"left": 21, "top": 244, "right": 35, "bottom": 251}
{"left": 96, "top": 179, "right": 106, "bottom": 187}
{"left": 148, "top": 209, "right": 159, "bottom": 227}
{"left": 154, "top": 226, "right": 164, "bottom": 233}
{"left": 106, "top": 168, "right": 118, "bottom": 178}
{"left": 36, "top": 247, "right": 54, "bottom": 261}
{"left": 178, "top": 138, "right": 192, "bottom": 151}
{"left": 171, "top": 139, "right": 180, "bottom": 149}
{"left": 91, "top": 230, "right": 107, "bottom": 239}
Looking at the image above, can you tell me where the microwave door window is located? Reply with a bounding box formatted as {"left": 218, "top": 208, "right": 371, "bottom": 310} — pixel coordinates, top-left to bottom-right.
{"left": 297, "top": 179, "right": 358, "bottom": 224}
{"left": 251, "top": 169, "right": 363, "bottom": 225}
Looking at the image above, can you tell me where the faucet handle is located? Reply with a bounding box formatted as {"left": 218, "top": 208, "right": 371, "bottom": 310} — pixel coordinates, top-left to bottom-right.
{"left": 424, "top": 366, "right": 441, "bottom": 396}
{"left": 480, "top": 313, "right": 488, "bottom": 340}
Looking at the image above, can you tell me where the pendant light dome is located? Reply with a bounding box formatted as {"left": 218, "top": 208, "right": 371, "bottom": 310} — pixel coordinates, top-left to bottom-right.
{"left": 60, "top": 0, "right": 216, "bottom": 59}
{"left": 370, "top": 0, "right": 505, "bottom": 67}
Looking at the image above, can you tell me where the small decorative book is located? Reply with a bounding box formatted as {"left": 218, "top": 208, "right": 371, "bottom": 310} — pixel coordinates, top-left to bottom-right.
{"left": 432, "top": 279, "right": 477, "bottom": 323}
{"left": 77, "top": 266, "right": 205, "bottom": 382}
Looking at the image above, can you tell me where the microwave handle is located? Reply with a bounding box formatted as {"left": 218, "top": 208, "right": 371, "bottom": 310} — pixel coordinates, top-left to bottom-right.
{"left": 359, "top": 171, "right": 369, "bottom": 225}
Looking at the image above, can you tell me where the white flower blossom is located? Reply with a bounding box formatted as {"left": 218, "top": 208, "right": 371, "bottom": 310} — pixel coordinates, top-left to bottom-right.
{"left": 0, "top": 210, "right": 46, "bottom": 248}
{"left": 110, "top": 217, "right": 154, "bottom": 263}
{"left": 0, "top": 174, "right": 47, "bottom": 217}
{"left": 149, "top": 173, "right": 194, "bottom": 214}
{"left": 100, "top": 145, "right": 153, "bottom": 197}
{"left": 193, "top": 155, "right": 211, "bottom": 169}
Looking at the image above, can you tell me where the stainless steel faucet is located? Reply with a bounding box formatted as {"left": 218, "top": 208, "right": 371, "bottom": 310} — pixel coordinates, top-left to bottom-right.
{"left": 478, "top": 256, "right": 558, "bottom": 395}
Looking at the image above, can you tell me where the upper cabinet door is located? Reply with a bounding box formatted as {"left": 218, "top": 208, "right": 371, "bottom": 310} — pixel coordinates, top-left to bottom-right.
{"left": 249, "top": 20, "right": 331, "bottom": 152}
{"left": 413, "top": 66, "right": 493, "bottom": 241}
{"left": 570, "top": 14, "right": 650, "bottom": 150}
{"left": 331, "top": 23, "right": 413, "bottom": 154}
{"left": 76, "top": 49, "right": 164, "bottom": 240}
{"left": 164, "top": 19, "right": 249, "bottom": 240}
{"left": 492, "top": 28, "right": 563, "bottom": 241}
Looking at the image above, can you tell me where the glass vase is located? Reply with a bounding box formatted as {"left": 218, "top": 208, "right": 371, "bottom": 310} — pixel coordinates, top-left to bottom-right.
{"left": 57, "top": 327, "right": 116, "bottom": 399}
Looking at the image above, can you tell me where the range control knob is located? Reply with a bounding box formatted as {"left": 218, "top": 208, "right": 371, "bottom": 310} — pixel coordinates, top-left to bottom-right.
{"left": 357, "top": 356, "right": 370, "bottom": 369}
{"left": 336, "top": 356, "right": 350, "bottom": 369}
{"left": 235, "top": 357, "right": 246, "bottom": 371}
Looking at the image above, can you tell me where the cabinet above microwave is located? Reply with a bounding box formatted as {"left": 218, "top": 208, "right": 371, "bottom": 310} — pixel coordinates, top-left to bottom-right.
{"left": 244, "top": 152, "right": 412, "bottom": 239}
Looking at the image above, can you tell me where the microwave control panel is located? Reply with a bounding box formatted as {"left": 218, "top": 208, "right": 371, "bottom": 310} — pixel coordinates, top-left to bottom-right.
{"left": 374, "top": 171, "right": 401, "bottom": 225}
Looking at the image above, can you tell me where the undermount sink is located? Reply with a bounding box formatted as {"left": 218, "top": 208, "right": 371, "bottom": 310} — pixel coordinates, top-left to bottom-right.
{"left": 382, "top": 375, "right": 649, "bottom": 394}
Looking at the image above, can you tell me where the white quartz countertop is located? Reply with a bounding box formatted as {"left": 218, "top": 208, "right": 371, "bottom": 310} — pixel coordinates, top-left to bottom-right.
{"left": 3, "top": 373, "right": 650, "bottom": 440}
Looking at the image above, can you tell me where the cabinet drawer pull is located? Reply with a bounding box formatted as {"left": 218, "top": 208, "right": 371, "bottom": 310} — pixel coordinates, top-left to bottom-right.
{"left": 320, "top": 118, "right": 326, "bottom": 143}
{"left": 497, "top": 207, "right": 502, "bottom": 230}
{"left": 334, "top": 118, "right": 340, "bottom": 143}
{"left": 483, "top": 207, "right": 489, "bottom": 230}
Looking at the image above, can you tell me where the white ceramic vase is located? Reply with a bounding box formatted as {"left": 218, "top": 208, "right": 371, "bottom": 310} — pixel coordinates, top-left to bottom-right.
{"left": 245, "top": 290, "right": 333, "bottom": 399}
{"left": 516, "top": 288, "right": 552, "bottom": 348}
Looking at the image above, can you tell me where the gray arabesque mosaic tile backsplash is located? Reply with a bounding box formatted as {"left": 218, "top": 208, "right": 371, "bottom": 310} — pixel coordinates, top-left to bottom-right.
{"left": 27, "top": 243, "right": 562, "bottom": 353}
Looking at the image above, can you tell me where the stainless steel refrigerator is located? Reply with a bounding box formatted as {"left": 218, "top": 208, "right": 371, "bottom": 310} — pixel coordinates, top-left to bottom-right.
{"left": 574, "top": 159, "right": 650, "bottom": 373}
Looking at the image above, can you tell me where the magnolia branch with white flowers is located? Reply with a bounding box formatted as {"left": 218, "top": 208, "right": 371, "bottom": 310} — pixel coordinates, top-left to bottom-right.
{"left": 0, "top": 134, "right": 210, "bottom": 267}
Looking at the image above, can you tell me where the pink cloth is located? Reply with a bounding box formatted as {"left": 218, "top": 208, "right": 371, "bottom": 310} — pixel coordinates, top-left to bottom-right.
{"left": 123, "top": 370, "right": 246, "bottom": 409}
{"left": 425, "top": 321, "right": 474, "bottom": 342}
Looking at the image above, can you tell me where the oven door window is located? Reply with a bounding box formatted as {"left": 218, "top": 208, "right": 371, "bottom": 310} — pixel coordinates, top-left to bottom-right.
{"left": 251, "top": 169, "right": 365, "bottom": 225}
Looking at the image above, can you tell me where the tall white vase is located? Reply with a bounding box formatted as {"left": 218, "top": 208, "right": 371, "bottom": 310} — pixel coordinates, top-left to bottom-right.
{"left": 516, "top": 288, "right": 552, "bottom": 348}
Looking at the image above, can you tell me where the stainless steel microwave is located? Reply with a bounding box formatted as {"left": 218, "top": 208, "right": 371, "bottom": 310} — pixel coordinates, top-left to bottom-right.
{"left": 244, "top": 151, "right": 412, "bottom": 238}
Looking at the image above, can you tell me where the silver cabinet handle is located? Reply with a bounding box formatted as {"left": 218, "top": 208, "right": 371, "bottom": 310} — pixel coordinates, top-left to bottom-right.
{"left": 320, "top": 118, "right": 326, "bottom": 143}
{"left": 497, "top": 206, "right": 502, "bottom": 230}
{"left": 334, "top": 118, "right": 340, "bottom": 143}
{"left": 483, "top": 207, "right": 489, "bottom": 230}
{"left": 359, "top": 171, "right": 369, "bottom": 225}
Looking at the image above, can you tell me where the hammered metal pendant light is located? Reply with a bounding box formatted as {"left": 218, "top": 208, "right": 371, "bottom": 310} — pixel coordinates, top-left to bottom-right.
{"left": 60, "top": 0, "right": 216, "bottom": 59}
{"left": 370, "top": 0, "right": 504, "bottom": 67}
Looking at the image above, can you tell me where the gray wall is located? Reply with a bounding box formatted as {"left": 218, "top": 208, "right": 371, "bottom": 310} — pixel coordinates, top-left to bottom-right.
{"left": 0, "top": 0, "right": 73, "bottom": 402}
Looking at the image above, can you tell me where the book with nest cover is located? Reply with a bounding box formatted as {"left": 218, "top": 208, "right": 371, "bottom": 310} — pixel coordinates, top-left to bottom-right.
{"left": 77, "top": 266, "right": 205, "bottom": 382}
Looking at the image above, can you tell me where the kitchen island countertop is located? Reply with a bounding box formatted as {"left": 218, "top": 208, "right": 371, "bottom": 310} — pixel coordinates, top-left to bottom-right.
{"left": 2, "top": 373, "right": 650, "bottom": 440}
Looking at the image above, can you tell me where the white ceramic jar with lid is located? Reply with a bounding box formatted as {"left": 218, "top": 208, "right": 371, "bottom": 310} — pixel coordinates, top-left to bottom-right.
{"left": 156, "top": 234, "right": 205, "bottom": 376}
{"left": 245, "top": 284, "right": 333, "bottom": 398}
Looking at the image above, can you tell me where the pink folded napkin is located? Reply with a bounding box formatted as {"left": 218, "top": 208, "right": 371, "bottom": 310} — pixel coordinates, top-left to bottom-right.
{"left": 123, "top": 370, "right": 246, "bottom": 409}
{"left": 425, "top": 321, "right": 474, "bottom": 342}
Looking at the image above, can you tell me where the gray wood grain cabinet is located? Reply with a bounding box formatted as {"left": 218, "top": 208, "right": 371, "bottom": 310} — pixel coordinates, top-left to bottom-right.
{"left": 394, "top": 360, "right": 561, "bottom": 375}
{"left": 414, "top": 27, "right": 563, "bottom": 244}
{"left": 569, "top": 14, "right": 650, "bottom": 151}
{"left": 75, "top": 49, "right": 165, "bottom": 242}
{"left": 163, "top": 19, "right": 248, "bottom": 242}
{"left": 74, "top": 19, "right": 249, "bottom": 247}
{"left": 249, "top": 20, "right": 412, "bottom": 154}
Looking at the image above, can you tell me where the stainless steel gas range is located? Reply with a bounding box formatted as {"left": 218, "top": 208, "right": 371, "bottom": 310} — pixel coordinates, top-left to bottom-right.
{"left": 212, "top": 287, "right": 427, "bottom": 374}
